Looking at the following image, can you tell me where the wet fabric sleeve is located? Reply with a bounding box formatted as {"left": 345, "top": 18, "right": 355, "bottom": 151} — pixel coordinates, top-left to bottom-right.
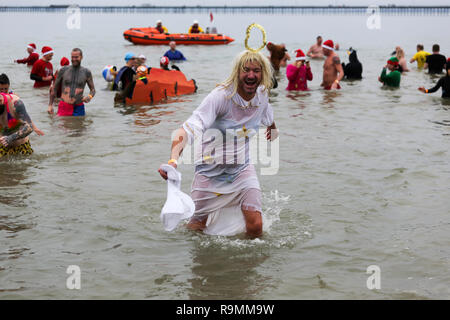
{"left": 30, "top": 61, "right": 42, "bottom": 81}
{"left": 261, "top": 103, "right": 274, "bottom": 126}
{"left": 30, "top": 72, "right": 43, "bottom": 81}
{"left": 286, "top": 65, "right": 299, "bottom": 81}
{"left": 16, "top": 56, "right": 30, "bottom": 64}
{"left": 427, "top": 78, "right": 444, "bottom": 94}
{"left": 306, "top": 66, "right": 313, "bottom": 81}
{"left": 183, "top": 91, "right": 223, "bottom": 145}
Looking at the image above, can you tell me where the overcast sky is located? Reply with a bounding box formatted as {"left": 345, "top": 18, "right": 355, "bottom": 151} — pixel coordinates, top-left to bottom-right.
{"left": 5, "top": 1, "right": 450, "bottom": 6}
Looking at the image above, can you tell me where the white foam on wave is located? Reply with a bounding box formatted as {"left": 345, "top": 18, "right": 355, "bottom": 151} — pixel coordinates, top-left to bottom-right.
{"left": 192, "top": 189, "right": 312, "bottom": 252}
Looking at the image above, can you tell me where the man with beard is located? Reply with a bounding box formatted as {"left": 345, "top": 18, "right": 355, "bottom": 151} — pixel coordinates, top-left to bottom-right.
{"left": 321, "top": 39, "right": 344, "bottom": 90}
{"left": 158, "top": 50, "right": 278, "bottom": 238}
{"left": 48, "top": 48, "right": 95, "bottom": 116}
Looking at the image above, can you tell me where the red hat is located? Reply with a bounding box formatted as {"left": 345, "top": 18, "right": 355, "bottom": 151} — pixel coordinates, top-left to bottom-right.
{"left": 41, "top": 46, "right": 54, "bottom": 56}
{"left": 160, "top": 56, "right": 169, "bottom": 66}
{"left": 27, "top": 43, "right": 36, "bottom": 51}
{"left": 60, "top": 57, "right": 70, "bottom": 66}
{"left": 294, "top": 49, "right": 306, "bottom": 61}
{"left": 387, "top": 57, "right": 399, "bottom": 66}
{"left": 322, "top": 40, "right": 334, "bottom": 51}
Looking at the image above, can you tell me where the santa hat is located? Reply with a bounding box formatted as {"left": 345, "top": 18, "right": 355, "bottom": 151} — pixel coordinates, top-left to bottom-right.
{"left": 294, "top": 49, "right": 306, "bottom": 61}
{"left": 60, "top": 57, "right": 70, "bottom": 66}
{"left": 322, "top": 40, "right": 334, "bottom": 51}
{"left": 160, "top": 56, "right": 169, "bottom": 66}
{"left": 41, "top": 46, "right": 54, "bottom": 56}
{"left": 27, "top": 43, "right": 36, "bottom": 51}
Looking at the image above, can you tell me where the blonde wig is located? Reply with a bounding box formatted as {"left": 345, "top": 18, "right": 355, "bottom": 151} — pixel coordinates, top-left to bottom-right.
{"left": 219, "top": 50, "right": 274, "bottom": 97}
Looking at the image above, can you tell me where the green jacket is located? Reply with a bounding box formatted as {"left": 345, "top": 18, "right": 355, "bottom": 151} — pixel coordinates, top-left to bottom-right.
{"left": 380, "top": 68, "right": 401, "bottom": 87}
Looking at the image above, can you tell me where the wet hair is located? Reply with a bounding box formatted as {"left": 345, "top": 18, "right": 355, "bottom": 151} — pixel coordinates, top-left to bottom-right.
{"left": 0, "top": 73, "right": 10, "bottom": 85}
{"left": 317, "top": 35, "right": 322, "bottom": 40}
{"left": 417, "top": 44, "right": 424, "bottom": 50}
{"left": 219, "top": 50, "right": 274, "bottom": 96}
{"left": 72, "top": 48, "right": 83, "bottom": 56}
{"left": 432, "top": 44, "right": 440, "bottom": 52}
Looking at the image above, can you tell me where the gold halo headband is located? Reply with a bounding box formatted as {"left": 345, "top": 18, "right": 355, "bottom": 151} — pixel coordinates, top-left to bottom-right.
{"left": 244, "top": 23, "right": 267, "bottom": 53}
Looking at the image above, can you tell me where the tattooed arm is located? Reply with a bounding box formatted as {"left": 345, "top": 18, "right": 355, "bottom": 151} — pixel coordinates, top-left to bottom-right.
{"left": 0, "top": 100, "right": 33, "bottom": 147}
{"left": 82, "top": 70, "right": 96, "bottom": 103}
{"left": 331, "top": 55, "right": 344, "bottom": 89}
{"left": 48, "top": 67, "right": 65, "bottom": 114}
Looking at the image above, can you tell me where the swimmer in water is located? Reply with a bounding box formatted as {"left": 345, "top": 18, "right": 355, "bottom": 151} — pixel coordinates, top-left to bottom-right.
{"left": 409, "top": 44, "right": 430, "bottom": 69}
{"left": 378, "top": 57, "right": 401, "bottom": 88}
{"left": 321, "top": 39, "right": 344, "bottom": 90}
{"left": 48, "top": 48, "right": 95, "bottom": 116}
{"left": 158, "top": 50, "right": 278, "bottom": 238}
{"left": 418, "top": 62, "right": 450, "bottom": 98}
{"left": 30, "top": 46, "right": 54, "bottom": 88}
{"left": 0, "top": 73, "right": 44, "bottom": 136}
{"left": 307, "top": 36, "right": 324, "bottom": 59}
{"left": 14, "top": 43, "right": 39, "bottom": 66}
{"left": 0, "top": 93, "right": 35, "bottom": 157}
{"left": 286, "top": 49, "right": 312, "bottom": 91}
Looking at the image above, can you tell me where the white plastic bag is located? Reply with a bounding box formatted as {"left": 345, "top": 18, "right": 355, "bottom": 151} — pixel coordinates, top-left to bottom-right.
{"left": 160, "top": 164, "right": 195, "bottom": 231}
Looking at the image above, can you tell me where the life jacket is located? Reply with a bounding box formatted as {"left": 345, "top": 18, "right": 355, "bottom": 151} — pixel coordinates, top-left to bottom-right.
{"left": 156, "top": 25, "right": 165, "bottom": 33}
{"left": 190, "top": 25, "right": 200, "bottom": 33}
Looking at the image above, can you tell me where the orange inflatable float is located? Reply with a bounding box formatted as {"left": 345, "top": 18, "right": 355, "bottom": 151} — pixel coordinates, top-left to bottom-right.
{"left": 123, "top": 27, "right": 234, "bottom": 45}
{"left": 125, "top": 68, "right": 197, "bottom": 105}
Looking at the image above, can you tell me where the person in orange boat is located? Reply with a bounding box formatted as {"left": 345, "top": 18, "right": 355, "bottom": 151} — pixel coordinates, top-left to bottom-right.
{"left": 188, "top": 20, "right": 204, "bottom": 34}
{"left": 155, "top": 20, "right": 168, "bottom": 34}
{"left": 160, "top": 56, "right": 180, "bottom": 71}
{"left": 14, "top": 43, "right": 39, "bottom": 67}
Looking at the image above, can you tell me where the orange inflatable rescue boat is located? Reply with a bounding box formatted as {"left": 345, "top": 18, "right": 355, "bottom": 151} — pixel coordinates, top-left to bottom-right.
{"left": 123, "top": 27, "right": 234, "bottom": 45}
{"left": 125, "top": 68, "right": 197, "bottom": 105}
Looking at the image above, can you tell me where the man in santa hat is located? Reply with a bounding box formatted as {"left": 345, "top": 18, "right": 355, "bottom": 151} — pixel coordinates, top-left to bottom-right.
{"left": 321, "top": 39, "right": 344, "bottom": 90}
{"left": 15, "top": 43, "right": 39, "bottom": 66}
{"left": 30, "top": 46, "right": 54, "bottom": 88}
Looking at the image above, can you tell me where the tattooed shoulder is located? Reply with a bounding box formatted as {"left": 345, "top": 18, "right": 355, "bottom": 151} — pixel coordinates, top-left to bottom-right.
{"left": 332, "top": 55, "right": 341, "bottom": 64}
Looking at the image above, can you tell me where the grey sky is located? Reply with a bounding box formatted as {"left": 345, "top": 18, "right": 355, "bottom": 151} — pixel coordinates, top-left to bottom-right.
{"left": 7, "top": 1, "right": 450, "bottom": 6}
